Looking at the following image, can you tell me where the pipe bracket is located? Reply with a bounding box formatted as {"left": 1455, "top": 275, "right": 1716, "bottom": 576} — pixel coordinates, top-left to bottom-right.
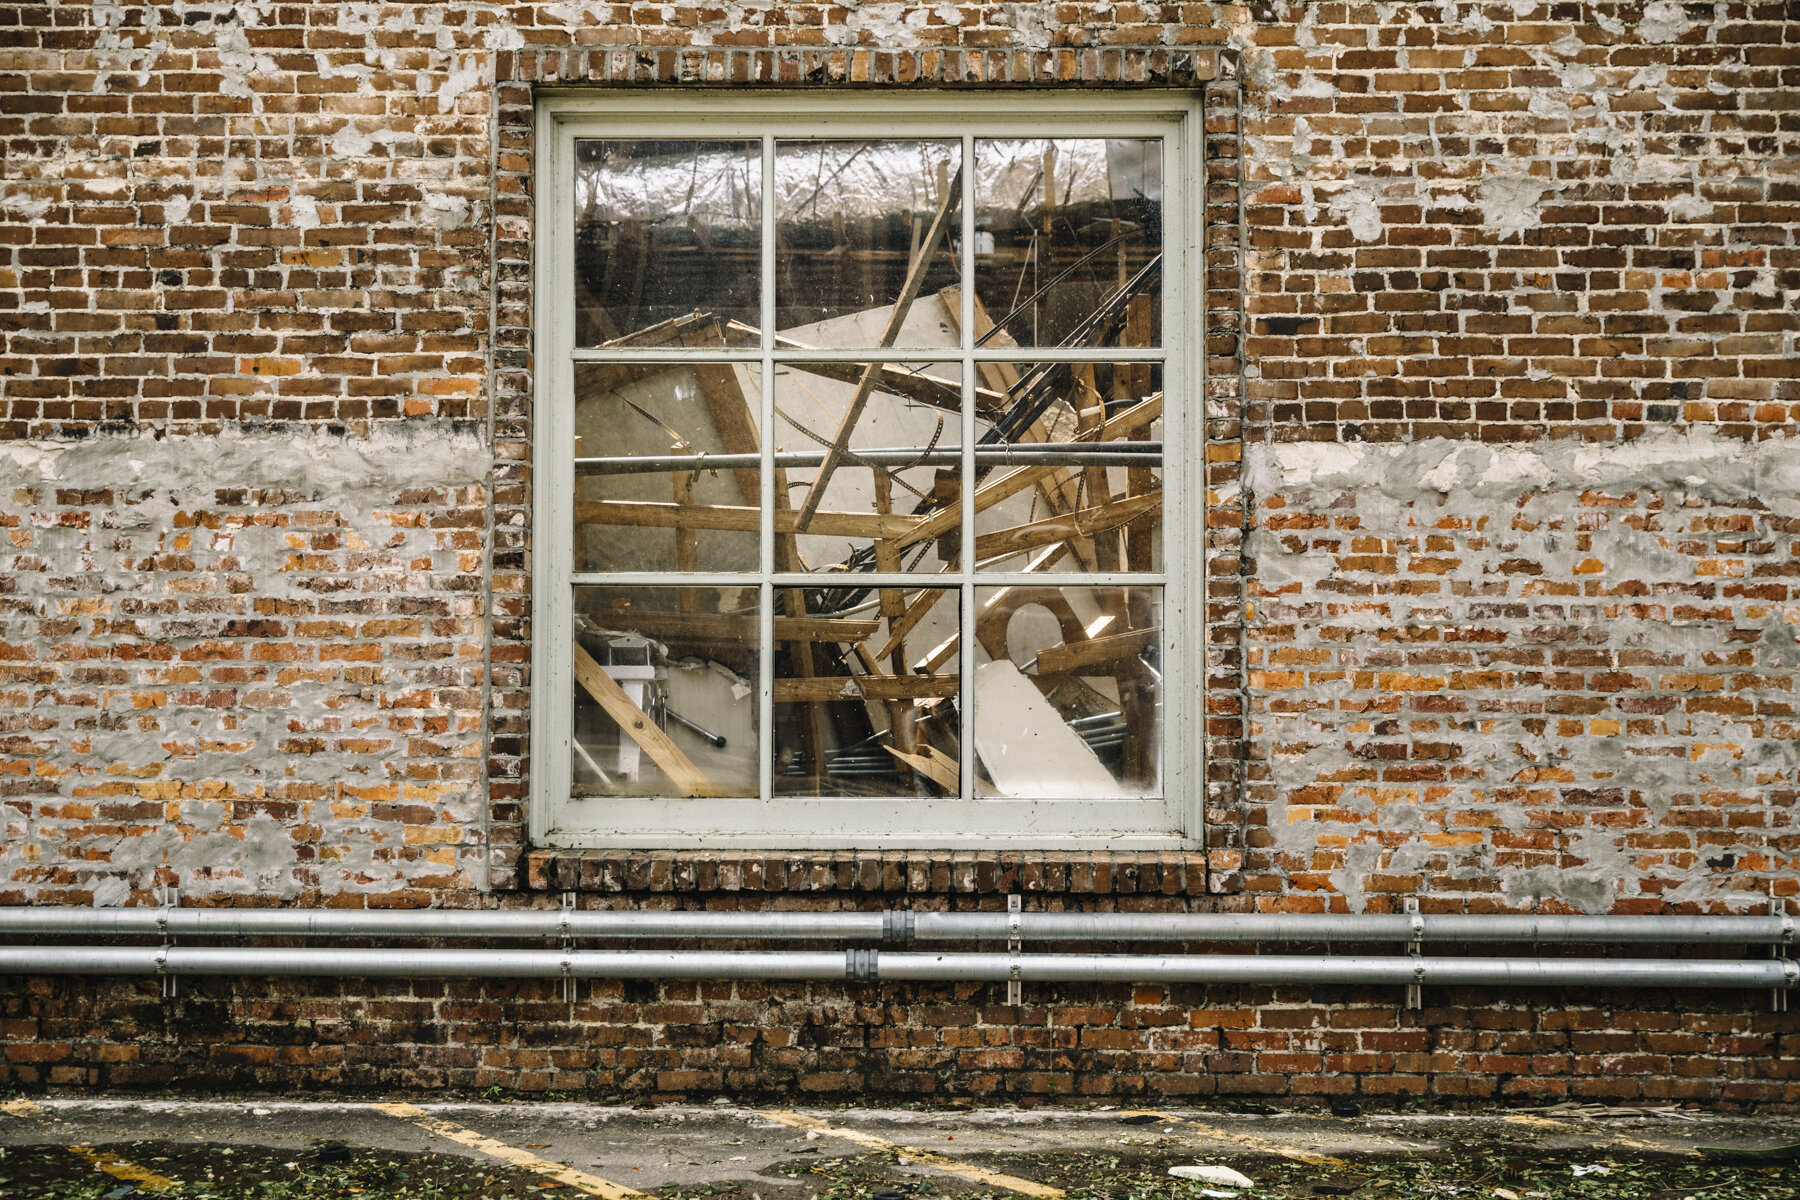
{"left": 882, "top": 910, "right": 916, "bottom": 946}
{"left": 1006, "top": 895, "right": 1023, "bottom": 1006}
{"left": 846, "top": 949, "right": 880, "bottom": 983}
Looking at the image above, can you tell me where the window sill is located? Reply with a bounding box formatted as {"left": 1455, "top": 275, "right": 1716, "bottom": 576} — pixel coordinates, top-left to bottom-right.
{"left": 525, "top": 848, "right": 1211, "bottom": 895}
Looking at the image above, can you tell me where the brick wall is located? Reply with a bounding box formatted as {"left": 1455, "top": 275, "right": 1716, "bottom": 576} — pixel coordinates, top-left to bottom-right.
{"left": 3, "top": 1, "right": 1798, "bottom": 1104}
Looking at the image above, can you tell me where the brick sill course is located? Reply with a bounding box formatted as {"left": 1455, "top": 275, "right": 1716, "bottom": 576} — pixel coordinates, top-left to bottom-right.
{"left": 526, "top": 849, "right": 1210, "bottom": 895}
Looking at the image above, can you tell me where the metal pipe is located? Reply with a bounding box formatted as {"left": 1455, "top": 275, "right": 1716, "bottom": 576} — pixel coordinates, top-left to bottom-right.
{"left": 0, "top": 908, "right": 885, "bottom": 941}
{"left": 0, "top": 947, "right": 1790, "bottom": 990}
{"left": 0, "top": 947, "right": 849, "bottom": 980}
{"left": 911, "top": 913, "right": 1799, "bottom": 945}
{"left": 879, "top": 953, "right": 1797, "bottom": 990}
{"left": 0, "top": 908, "right": 1791, "bottom": 945}
{"left": 575, "top": 444, "right": 1161, "bottom": 475}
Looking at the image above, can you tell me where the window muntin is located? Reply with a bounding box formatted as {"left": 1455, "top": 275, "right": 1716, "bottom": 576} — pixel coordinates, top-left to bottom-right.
{"left": 534, "top": 94, "right": 1202, "bottom": 849}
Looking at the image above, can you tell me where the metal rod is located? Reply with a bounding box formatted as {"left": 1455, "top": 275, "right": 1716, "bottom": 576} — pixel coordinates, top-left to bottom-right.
{"left": 665, "top": 708, "right": 728, "bottom": 748}
{"left": 0, "top": 947, "right": 1790, "bottom": 989}
{"left": 0, "top": 908, "right": 1791, "bottom": 945}
{"left": 575, "top": 444, "right": 1162, "bottom": 475}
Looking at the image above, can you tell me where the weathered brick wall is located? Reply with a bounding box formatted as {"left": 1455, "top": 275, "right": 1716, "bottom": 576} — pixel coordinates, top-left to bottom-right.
{"left": 3, "top": 1, "right": 1798, "bottom": 1104}
{"left": 1242, "top": 433, "right": 1800, "bottom": 913}
{"left": 0, "top": 427, "right": 490, "bottom": 905}
{"left": 9, "top": 976, "right": 1794, "bottom": 1104}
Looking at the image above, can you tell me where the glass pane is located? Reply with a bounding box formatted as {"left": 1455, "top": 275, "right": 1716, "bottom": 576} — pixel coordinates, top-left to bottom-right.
{"left": 974, "top": 138, "right": 1162, "bottom": 348}
{"left": 774, "top": 586, "right": 960, "bottom": 798}
{"left": 575, "top": 139, "right": 761, "bottom": 346}
{"left": 574, "top": 362, "right": 762, "bottom": 574}
{"left": 974, "top": 361, "right": 1162, "bottom": 575}
{"left": 775, "top": 140, "right": 962, "bottom": 347}
{"left": 773, "top": 360, "right": 961, "bottom": 575}
{"left": 571, "top": 585, "right": 760, "bottom": 798}
{"left": 972, "top": 585, "right": 1160, "bottom": 797}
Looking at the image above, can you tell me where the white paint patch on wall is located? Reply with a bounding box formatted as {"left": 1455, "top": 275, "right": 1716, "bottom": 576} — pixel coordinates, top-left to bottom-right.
{"left": 1476, "top": 174, "right": 1555, "bottom": 240}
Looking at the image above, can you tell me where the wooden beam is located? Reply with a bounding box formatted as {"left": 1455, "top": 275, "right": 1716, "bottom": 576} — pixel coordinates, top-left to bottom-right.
{"left": 895, "top": 393, "right": 1163, "bottom": 551}
{"left": 690, "top": 361, "right": 764, "bottom": 509}
{"left": 884, "top": 744, "right": 959, "bottom": 794}
{"left": 1035, "top": 627, "right": 1160, "bottom": 677}
{"left": 571, "top": 641, "right": 723, "bottom": 797}
{"left": 576, "top": 499, "right": 917, "bottom": 541}
{"left": 972, "top": 492, "right": 1161, "bottom": 564}
{"left": 794, "top": 172, "right": 963, "bottom": 531}
{"left": 585, "top": 611, "right": 880, "bottom": 645}
{"left": 775, "top": 674, "right": 960, "bottom": 703}
{"left": 870, "top": 588, "right": 949, "bottom": 662}
{"left": 784, "top": 359, "right": 1002, "bottom": 415}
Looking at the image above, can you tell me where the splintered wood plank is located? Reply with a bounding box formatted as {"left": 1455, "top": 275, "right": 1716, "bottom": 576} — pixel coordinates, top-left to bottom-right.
{"left": 795, "top": 172, "right": 963, "bottom": 531}
{"left": 585, "top": 612, "right": 879, "bottom": 645}
{"left": 871, "top": 587, "right": 948, "bottom": 662}
{"left": 571, "top": 641, "right": 722, "bottom": 797}
{"left": 784, "top": 359, "right": 1001, "bottom": 415}
{"left": 1035, "top": 627, "right": 1161, "bottom": 677}
{"left": 972, "top": 492, "right": 1162, "bottom": 564}
{"left": 576, "top": 500, "right": 915, "bottom": 540}
{"left": 674, "top": 472, "right": 698, "bottom": 611}
{"left": 775, "top": 674, "right": 960, "bottom": 703}
{"left": 690, "top": 362, "right": 764, "bottom": 508}
{"left": 883, "top": 744, "right": 959, "bottom": 794}
{"left": 895, "top": 391, "right": 1162, "bottom": 552}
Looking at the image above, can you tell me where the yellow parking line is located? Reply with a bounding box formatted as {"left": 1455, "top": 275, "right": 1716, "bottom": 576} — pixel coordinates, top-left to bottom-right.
{"left": 1, "top": 1098, "right": 176, "bottom": 1191}
{"left": 760, "top": 1109, "right": 1065, "bottom": 1199}
{"left": 1121, "top": 1109, "right": 1347, "bottom": 1168}
{"left": 1504, "top": 1113, "right": 1698, "bottom": 1156}
{"left": 371, "top": 1102, "right": 647, "bottom": 1199}
{"left": 66, "top": 1144, "right": 179, "bottom": 1190}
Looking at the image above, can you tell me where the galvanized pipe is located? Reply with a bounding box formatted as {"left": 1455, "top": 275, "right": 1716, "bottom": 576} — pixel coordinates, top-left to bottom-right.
{"left": 0, "top": 947, "right": 1791, "bottom": 990}
{"left": 911, "top": 913, "right": 1798, "bottom": 945}
{"left": 0, "top": 908, "right": 1789, "bottom": 945}
{"left": 0, "top": 908, "right": 885, "bottom": 941}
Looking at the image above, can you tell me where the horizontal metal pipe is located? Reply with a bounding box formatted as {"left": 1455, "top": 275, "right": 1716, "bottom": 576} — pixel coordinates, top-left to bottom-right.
{"left": 0, "top": 908, "right": 884, "bottom": 941}
{"left": 0, "top": 908, "right": 1792, "bottom": 945}
{"left": 0, "top": 947, "right": 848, "bottom": 980}
{"left": 0, "top": 947, "right": 1790, "bottom": 990}
{"left": 575, "top": 443, "right": 1161, "bottom": 475}
{"left": 880, "top": 953, "right": 1798, "bottom": 990}
{"left": 913, "top": 913, "right": 1798, "bottom": 945}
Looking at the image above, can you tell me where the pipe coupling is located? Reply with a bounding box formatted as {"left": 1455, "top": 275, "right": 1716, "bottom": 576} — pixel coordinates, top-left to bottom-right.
{"left": 1783, "top": 959, "right": 1798, "bottom": 989}
{"left": 882, "top": 910, "right": 916, "bottom": 945}
{"left": 846, "top": 949, "right": 880, "bottom": 983}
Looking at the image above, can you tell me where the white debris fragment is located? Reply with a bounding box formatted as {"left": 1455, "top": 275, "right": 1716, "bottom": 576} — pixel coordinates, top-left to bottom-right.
{"left": 1168, "top": 1164, "right": 1254, "bottom": 1187}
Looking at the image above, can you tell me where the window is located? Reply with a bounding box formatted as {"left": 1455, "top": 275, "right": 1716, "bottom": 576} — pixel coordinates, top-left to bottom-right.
{"left": 531, "top": 92, "right": 1203, "bottom": 849}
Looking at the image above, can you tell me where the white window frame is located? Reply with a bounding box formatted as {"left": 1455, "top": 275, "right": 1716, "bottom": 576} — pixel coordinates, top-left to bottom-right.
{"left": 530, "top": 90, "right": 1206, "bottom": 850}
